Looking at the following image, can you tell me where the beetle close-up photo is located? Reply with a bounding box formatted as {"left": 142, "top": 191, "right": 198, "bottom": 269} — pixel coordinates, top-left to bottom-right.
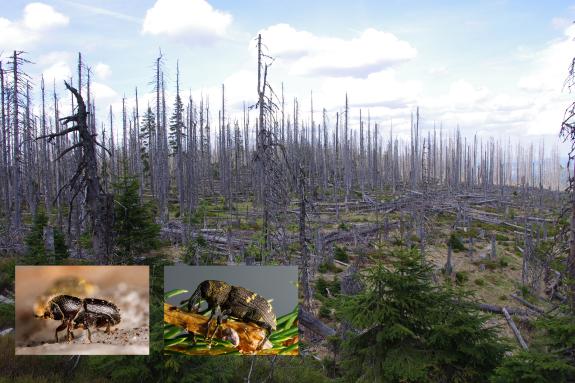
{"left": 36, "top": 294, "right": 121, "bottom": 343}
{"left": 164, "top": 266, "right": 298, "bottom": 356}
{"left": 15, "top": 265, "right": 149, "bottom": 355}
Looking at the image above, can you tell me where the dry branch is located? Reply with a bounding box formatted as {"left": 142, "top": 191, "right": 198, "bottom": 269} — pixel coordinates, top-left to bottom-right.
{"left": 299, "top": 307, "right": 336, "bottom": 338}
{"left": 510, "top": 294, "right": 545, "bottom": 314}
{"left": 163, "top": 303, "right": 270, "bottom": 354}
{"left": 323, "top": 224, "right": 383, "bottom": 246}
{"left": 475, "top": 303, "right": 531, "bottom": 317}
{"left": 502, "top": 307, "right": 529, "bottom": 350}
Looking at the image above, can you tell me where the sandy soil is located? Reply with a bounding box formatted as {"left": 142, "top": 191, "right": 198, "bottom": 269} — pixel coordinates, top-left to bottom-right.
{"left": 15, "top": 327, "right": 149, "bottom": 355}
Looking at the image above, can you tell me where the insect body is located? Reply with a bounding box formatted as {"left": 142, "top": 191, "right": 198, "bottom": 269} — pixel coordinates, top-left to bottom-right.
{"left": 36, "top": 295, "right": 121, "bottom": 343}
{"left": 73, "top": 298, "right": 121, "bottom": 342}
{"left": 38, "top": 295, "right": 83, "bottom": 342}
{"left": 182, "top": 280, "right": 276, "bottom": 349}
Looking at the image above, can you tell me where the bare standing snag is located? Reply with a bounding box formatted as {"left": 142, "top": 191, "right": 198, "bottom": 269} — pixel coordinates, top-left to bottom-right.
{"left": 182, "top": 280, "right": 276, "bottom": 349}
{"left": 36, "top": 294, "right": 121, "bottom": 343}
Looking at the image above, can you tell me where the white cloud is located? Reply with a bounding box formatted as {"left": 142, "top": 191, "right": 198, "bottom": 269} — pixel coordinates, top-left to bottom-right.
{"left": 142, "top": 0, "right": 232, "bottom": 44}
{"left": 92, "top": 82, "right": 118, "bottom": 102}
{"left": 448, "top": 79, "right": 489, "bottom": 106}
{"left": 318, "top": 69, "right": 421, "bottom": 110}
{"left": 37, "top": 51, "right": 73, "bottom": 66}
{"left": 43, "top": 61, "right": 72, "bottom": 82}
{"left": 35, "top": 51, "right": 73, "bottom": 83}
{"left": 0, "top": 18, "right": 37, "bottom": 48}
{"left": 513, "top": 22, "right": 575, "bottom": 136}
{"left": 518, "top": 24, "right": 575, "bottom": 93}
{"left": 255, "top": 24, "right": 417, "bottom": 78}
{"left": 428, "top": 65, "right": 448, "bottom": 76}
{"left": 94, "top": 63, "right": 112, "bottom": 80}
{"left": 0, "top": 2, "right": 68, "bottom": 50}
{"left": 23, "top": 2, "right": 69, "bottom": 31}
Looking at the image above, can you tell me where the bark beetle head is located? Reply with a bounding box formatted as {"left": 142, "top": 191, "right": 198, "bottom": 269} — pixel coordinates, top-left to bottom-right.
{"left": 36, "top": 295, "right": 83, "bottom": 320}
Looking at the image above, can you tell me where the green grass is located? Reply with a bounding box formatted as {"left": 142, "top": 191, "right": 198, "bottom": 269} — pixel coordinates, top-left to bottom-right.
{"left": 455, "top": 271, "right": 469, "bottom": 285}
{"left": 318, "top": 262, "right": 341, "bottom": 274}
{"left": 315, "top": 277, "right": 340, "bottom": 299}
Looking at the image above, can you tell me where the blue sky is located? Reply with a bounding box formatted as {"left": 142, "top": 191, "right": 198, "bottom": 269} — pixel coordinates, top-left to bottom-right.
{"left": 1, "top": 0, "right": 574, "bottom": 147}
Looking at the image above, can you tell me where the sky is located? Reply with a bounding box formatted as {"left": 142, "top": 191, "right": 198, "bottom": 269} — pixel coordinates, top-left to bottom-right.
{"left": 164, "top": 266, "right": 298, "bottom": 316}
{"left": 1, "top": 0, "right": 575, "bottom": 149}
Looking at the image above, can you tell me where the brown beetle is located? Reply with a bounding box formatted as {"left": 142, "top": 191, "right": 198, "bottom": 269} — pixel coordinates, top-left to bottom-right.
{"left": 181, "top": 280, "right": 276, "bottom": 349}
{"left": 72, "top": 298, "right": 121, "bottom": 342}
{"left": 36, "top": 295, "right": 121, "bottom": 343}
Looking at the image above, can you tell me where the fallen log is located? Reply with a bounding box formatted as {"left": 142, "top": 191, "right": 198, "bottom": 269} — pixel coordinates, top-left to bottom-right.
{"left": 503, "top": 307, "right": 529, "bottom": 350}
{"left": 470, "top": 199, "right": 499, "bottom": 205}
{"left": 299, "top": 307, "right": 336, "bottom": 338}
{"left": 475, "top": 303, "right": 531, "bottom": 317}
{"left": 517, "top": 216, "right": 554, "bottom": 223}
{"left": 161, "top": 227, "right": 249, "bottom": 248}
{"left": 553, "top": 291, "right": 567, "bottom": 303}
{"left": 324, "top": 224, "right": 383, "bottom": 246}
{"left": 163, "top": 303, "right": 274, "bottom": 354}
{"left": 510, "top": 294, "right": 545, "bottom": 314}
{"left": 503, "top": 221, "right": 532, "bottom": 233}
{"left": 333, "top": 259, "right": 350, "bottom": 268}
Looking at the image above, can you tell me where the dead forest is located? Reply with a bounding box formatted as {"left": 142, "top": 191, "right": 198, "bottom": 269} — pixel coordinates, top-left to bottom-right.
{"left": 0, "top": 35, "right": 574, "bottom": 381}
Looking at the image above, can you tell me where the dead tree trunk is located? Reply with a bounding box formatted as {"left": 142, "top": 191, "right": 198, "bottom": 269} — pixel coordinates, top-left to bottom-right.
{"left": 445, "top": 244, "right": 453, "bottom": 275}
{"left": 11, "top": 51, "right": 22, "bottom": 228}
{"left": 490, "top": 234, "right": 497, "bottom": 260}
{"left": 560, "top": 54, "right": 575, "bottom": 309}
{"left": 38, "top": 81, "right": 112, "bottom": 262}
{"left": 299, "top": 165, "right": 312, "bottom": 309}
{"left": 502, "top": 306, "right": 529, "bottom": 350}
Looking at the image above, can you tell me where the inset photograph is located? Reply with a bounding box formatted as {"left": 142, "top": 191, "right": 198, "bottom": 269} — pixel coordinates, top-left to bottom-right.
{"left": 15, "top": 265, "right": 149, "bottom": 355}
{"left": 164, "top": 266, "right": 298, "bottom": 356}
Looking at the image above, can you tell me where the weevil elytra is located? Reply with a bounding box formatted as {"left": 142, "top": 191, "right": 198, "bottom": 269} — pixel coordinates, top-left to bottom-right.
{"left": 181, "top": 280, "right": 276, "bottom": 349}
{"left": 36, "top": 294, "right": 121, "bottom": 343}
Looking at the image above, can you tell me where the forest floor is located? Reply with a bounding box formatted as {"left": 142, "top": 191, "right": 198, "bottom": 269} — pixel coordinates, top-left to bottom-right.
{"left": 156, "top": 187, "right": 562, "bottom": 354}
{"left": 1, "top": 186, "right": 563, "bottom": 359}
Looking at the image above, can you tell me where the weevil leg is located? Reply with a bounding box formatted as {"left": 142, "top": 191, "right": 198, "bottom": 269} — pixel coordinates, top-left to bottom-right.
{"left": 208, "top": 308, "right": 231, "bottom": 344}
{"left": 86, "top": 326, "right": 92, "bottom": 343}
{"left": 204, "top": 307, "right": 216, "bottom": 340}
{"left": 205, "top": 306, "right": 222, "bottom": 343}
{"left": 257, "top": 333, "right": 270, "bottom": 350}
{"left": 256, "top": 325, "right": 273, "bottom": 350}
{"left": 189, "top": 331, "right": 196, "bottom": 344}
{"left": 55, "top": 321, "right": 67, "bottom": 343}
{"left": 66, "top": 319, "right": 74, "bottom": 342}
{"left": 105, "top": 320, "right": 111, "bottom": 334}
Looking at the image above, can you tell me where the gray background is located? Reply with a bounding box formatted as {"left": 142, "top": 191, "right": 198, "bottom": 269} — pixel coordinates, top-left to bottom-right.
{"left": 164, "top": 266, "right": 298, "bottom": 316}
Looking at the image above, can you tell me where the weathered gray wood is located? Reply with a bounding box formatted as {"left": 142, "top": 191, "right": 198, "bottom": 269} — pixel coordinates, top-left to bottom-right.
{"left": 503, "top": 307, "right": 529, "bottom": 350}
{"left": 510, "top": 293, "right": 545, "bottom": 314}
{"left": 299, "top": 307, "right": 336, "bottom": 338}
{"left": 475, "top": 303, "right": 531, "bottom": 316}
{"left": 490, "top": 234, "right": 497, "bottom": 260}
{"left": 445, "top": 244, "right": 453, "bottom": 275}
